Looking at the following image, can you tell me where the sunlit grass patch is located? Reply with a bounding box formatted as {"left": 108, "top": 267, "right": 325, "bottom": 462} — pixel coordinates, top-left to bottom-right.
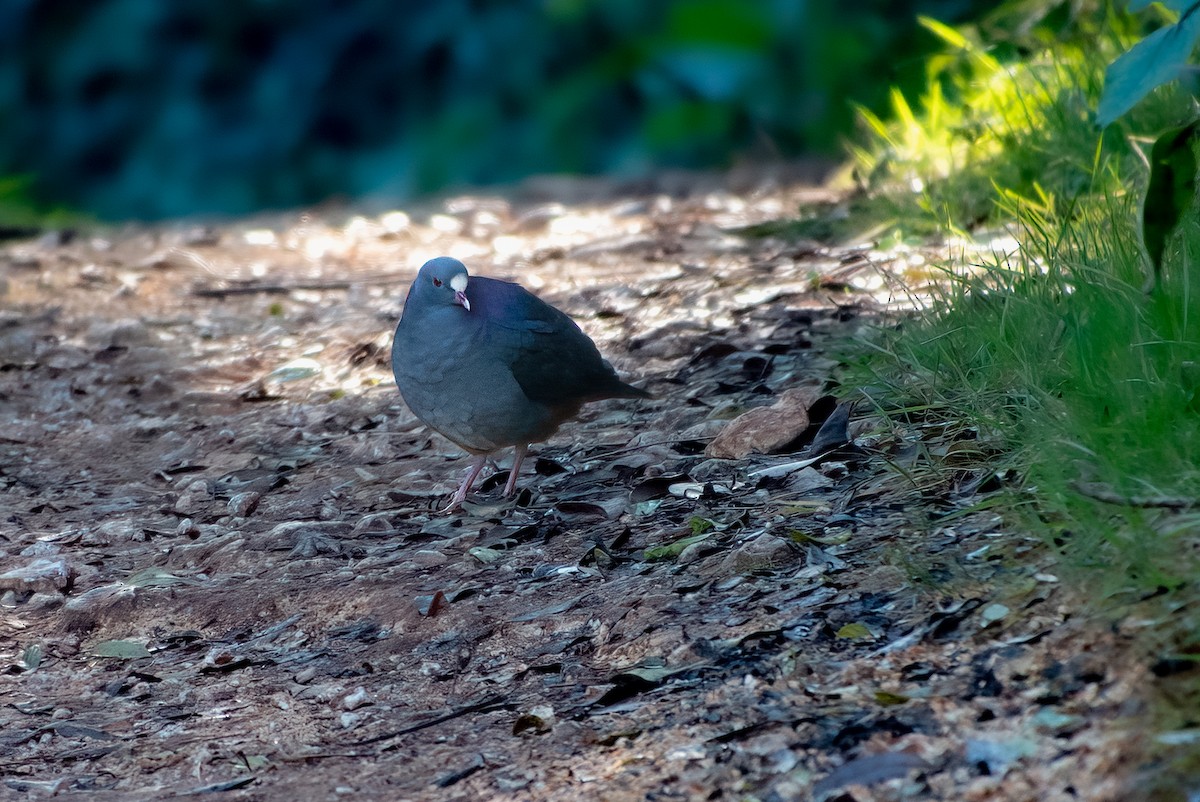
{"left": 839, "top": 3, "right": 1200, "bottom": 779}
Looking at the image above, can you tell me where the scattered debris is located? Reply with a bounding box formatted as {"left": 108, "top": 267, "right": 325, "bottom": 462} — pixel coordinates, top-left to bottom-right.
{"left": 0, "top": 178, "right": 1141, "bottom": 800}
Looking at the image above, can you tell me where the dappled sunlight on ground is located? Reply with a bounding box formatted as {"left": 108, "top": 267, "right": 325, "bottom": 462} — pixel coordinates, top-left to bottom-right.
{"left": 0, "top": 173, "right": 1140, "bottom": 800}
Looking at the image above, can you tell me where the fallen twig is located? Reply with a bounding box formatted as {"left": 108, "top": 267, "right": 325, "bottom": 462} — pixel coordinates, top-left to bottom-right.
{"left": 1071, "top": 481, "right": 1196, "bottom": 509}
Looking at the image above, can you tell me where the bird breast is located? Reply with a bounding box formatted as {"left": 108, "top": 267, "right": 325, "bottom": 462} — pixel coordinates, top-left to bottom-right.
{"left": 392, "top": 310, "right": 563, "bottom": 452}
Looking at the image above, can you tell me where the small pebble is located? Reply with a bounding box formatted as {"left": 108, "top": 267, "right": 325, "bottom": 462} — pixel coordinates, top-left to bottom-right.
{"left": 226, "top": 491, "right": 261, "bottom": 518}
{"left": 410, "top": 549, "right": 448, "bottom": 567}
{"left": 174, "top": 479, "right": 212, "bottom": 515}
{"left": 342, "top": 686, "right": 369, "bottom": 710}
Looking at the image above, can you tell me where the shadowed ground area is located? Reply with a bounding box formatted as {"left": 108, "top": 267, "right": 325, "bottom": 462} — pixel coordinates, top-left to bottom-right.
{"left": 1, "top": 174, "right": 1140, "bottom": 800}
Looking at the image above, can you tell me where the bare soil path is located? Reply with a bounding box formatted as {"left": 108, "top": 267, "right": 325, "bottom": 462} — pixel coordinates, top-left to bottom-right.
{"left": 1, "top": 175, "right": 1140, "bottom": 800}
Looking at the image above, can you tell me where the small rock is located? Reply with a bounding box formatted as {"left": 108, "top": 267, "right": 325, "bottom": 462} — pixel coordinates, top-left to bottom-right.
{"left": 226, "top": 491, "right": 261, "bottom": 518}
{"left": 513, "top": 704, "right": 556, "bottom": 735}
{"left": 677, "top": 540, "right": 711, "bottom": 565}
{"left": 1031, "top": 708, "right": 1084, "bottom": 735}
{"left": 818, "top": 461, "right": 849, "bottom": 479}
{"left": 0, "top": 558, "right": 75, "bottom": 593}
{"left": 179, "top": 226, "right": 221, "bottom": 247}
{"left": 965, "top": 737, "right": 1039, "bottom": 775}
{"left": 689, "top": 459, "right": 734, "bottom": 482}
{"left": 785, "top": 467, "right": 833, "bottom": 494}
{"left": 342, "top": 687, "right": 370, "bottom": 710}
{"left": 288, "top": 530, "right": 342, "bottom": 559}
{"left": 980, "top": 603, "right": 1010, "bottom": 626}
{"left": 81, "top": 518, "right": 140, "bottom": 546}
{"left": 721, "top": 534, "right": 797, "bottom": 574}
{"left": 174, "top": 478, "right": 213, "bottom": 515}
{"left": 678, "top": 420, "right": 729, "bottom": 442}
{"left": 410, "top": 550, "right": 449, "bottom": 567}
{"left": 25, "top": 592, "right": 64, "bottom": 612}
{"left": 62, "top": 583, "right": 137, "bottom": 630}
{"left": 203, "top": 647, "right": 239, "bottom": 669}
{"left": 42, "top": 346, "right": 90, "bottom": 370}
{"left": 18, "top": 541, "right": 61, "bottom": 557}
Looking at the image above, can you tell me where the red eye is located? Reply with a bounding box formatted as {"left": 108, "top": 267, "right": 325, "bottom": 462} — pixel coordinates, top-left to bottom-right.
{"left": 432, "top": 277, "right": 443, "bottom": 287}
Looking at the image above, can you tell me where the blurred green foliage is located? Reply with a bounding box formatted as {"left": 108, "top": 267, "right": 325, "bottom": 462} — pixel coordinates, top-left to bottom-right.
{"left": 0, "top": 0, "right": 992, "bottom": 220}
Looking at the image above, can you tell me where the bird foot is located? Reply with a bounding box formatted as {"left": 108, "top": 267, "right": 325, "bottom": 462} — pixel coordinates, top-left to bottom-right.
{"left": 439, "top": 496, "right": 466, "bottom": 514}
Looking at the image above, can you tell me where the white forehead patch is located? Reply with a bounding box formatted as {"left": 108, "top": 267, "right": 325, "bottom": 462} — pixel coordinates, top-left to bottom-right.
{"left": 450, "top": 273, "right": 468, "bottom": 293}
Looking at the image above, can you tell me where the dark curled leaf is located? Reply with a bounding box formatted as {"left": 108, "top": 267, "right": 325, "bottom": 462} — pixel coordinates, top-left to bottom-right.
{"left": 688, "top": 340, "right": 739, "bottom": 364}
{"left": 52, "top": 723, "right": 118, "bottom": 741}
{"left": 190, "top": 776, "right": 257, "bottom": 793}
{"left": 629, "top": 475, "right": 688, "bottom": 502}
{"left": 807, "top": 400, "right": 854, "bottom": 455}
{"left": 1144, "top": 119, "right": 1200, "bottom": 285}
{"left": 433, "top": 754, "right": 486, "bottom": 788}
{"left": 813, "top": 752, "right": 929, "bottom": 798}
{"left": 534, "top": 456, "right": 568, "bottom": 475}
{"left": 199, "top": 657, "right": 255, "bottom": 674}
{"left": 329, "top": 620, "right": 383, "bottom": 641}
{"left": 553, "top": 501, "right": 608, "bottom": 518}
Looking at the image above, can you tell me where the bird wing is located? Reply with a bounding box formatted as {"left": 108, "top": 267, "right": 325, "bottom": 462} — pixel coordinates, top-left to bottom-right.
{"left": 477, "top": 279, "right": 627, "bottom": 407}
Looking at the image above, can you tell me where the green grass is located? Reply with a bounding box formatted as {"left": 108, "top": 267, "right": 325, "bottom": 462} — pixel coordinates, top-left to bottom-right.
{"left": 837, "top": 4, "right": 1200, "bottom": 786}
{"left": 0, "top": 173, "right": 83, "bottom": 234}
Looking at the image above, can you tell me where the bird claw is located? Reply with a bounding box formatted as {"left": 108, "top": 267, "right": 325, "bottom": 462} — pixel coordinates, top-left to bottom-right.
{"left": 439, "top": 497, "right": 465, "bottom": 514}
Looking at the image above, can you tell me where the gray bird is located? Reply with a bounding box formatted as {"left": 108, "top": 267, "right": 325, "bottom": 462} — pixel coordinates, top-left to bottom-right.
{"left": 392, "top": 257, "right": 649, "bottom": 511}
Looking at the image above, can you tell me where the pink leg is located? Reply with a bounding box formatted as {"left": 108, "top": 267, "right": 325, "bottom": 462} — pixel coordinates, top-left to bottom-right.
{"left": 442, "top": 454, "right": 487, "bottom": 513}
{"left": 502, "top": 444, "right": 529, "bottom": 498}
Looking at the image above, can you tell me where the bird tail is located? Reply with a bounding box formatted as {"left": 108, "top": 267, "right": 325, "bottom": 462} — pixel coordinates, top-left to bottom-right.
{"left": 617, "top": 381, "right": 653, "bottom": 400}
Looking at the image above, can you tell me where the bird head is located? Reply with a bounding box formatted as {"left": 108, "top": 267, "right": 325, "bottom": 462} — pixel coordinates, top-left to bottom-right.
{"left": 413, "top": 257, "right": 471, "bottom": 312}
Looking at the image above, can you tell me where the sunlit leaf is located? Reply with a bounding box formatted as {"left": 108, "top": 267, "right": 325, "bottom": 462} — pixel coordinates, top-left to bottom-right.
{"left": 874, "top": 690, "right": 910, "bottom": 705}
{"left": 1097, "top": 5, "right": 1200, "bottom": 126}
{"left": 468, "top": 546, "right": 503, "bottom": 564}
{"left": 264, "top": 358, "right": 322, "bottom": 383}
{"left": 644, "top": 533, "right": 710, "bottom": 562}
{"left": 1129, "top": 0, "right": 1195, "bottom": 12}
{"left": 22, "top": 644, "right": 43, "bottom": 672}
{"left": 917, "top": 16, "right": 968, "bottom": 49}
{"left": 94, "top": 640, "right": 151, "bottom": 659}
{"left": 125, "top": 567, "right": 199, "bottom": 587}
{"left": 835, "top": 622, "right": 873, "bottom": 640}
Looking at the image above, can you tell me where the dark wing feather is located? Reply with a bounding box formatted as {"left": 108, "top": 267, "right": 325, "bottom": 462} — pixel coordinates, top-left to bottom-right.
{"left": 474, "top": 277, "right": 643, "bottom": 407}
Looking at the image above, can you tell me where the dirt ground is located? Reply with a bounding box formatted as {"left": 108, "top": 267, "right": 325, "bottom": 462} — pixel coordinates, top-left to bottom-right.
{"left": 1, "top": 173, "right": 1146, "bottom": 800}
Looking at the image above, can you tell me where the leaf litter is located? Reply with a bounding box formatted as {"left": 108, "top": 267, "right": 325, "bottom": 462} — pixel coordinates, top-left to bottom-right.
{"left": 0, "top": 172, "right": 1146, "bottom": 800}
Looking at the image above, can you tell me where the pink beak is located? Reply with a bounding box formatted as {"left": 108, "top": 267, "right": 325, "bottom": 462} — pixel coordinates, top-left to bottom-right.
{"left": 454, "top": 290, "right": 471, "bottom": 311}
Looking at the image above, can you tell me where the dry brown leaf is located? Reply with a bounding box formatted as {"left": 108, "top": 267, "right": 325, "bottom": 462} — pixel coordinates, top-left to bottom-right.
{"left": 705, "top": 386, "right": 819, "bottom": 459}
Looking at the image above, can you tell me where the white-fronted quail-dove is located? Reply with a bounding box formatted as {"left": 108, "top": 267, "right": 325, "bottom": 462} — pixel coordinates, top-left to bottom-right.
{"left": 392, "top": 257, "right": 649, "bottom": 511}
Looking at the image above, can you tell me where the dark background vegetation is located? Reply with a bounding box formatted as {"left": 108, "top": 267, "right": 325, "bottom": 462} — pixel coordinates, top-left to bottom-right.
{"left": 2, "top": 0, "right": 992, "bottom": 221}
